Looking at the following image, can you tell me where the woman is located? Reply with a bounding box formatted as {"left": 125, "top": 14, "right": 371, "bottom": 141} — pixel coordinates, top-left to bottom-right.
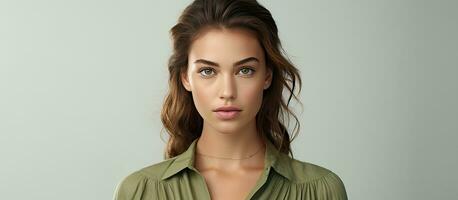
{"left": 114, "top": 0, "right": 347, "bottom": 199}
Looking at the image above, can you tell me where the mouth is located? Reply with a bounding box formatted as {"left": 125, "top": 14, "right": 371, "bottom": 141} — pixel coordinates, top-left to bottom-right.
{"left": 213, "top": 106, "right": 242, "bottom": 112}
{"left": 213, "top": 110, "right": 241, "bottom": 120}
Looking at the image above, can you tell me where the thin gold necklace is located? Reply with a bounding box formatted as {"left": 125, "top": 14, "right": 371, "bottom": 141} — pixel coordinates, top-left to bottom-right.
{"left": 196, "top": 145, "right": 264, "bottom": 160}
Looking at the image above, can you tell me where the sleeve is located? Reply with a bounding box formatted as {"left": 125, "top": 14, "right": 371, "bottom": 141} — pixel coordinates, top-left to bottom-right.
{"left": 315, "top": 171, "right": 348, "bottom": 200}
{"left": 113, "top": 171, "right": 148, "bottom": 200}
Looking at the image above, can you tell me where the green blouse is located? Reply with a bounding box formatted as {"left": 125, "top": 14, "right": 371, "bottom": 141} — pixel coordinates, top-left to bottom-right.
{"left": 114, "top": 138, "right": 348, "bottom": 200}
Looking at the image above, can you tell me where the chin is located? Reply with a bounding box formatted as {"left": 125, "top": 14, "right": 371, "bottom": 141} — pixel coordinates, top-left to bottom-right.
{"left": 209, "top": 121, "right": 244, "bottom": 134}
{"left": 218, "top": 125, "right": 243, "bottom": 134}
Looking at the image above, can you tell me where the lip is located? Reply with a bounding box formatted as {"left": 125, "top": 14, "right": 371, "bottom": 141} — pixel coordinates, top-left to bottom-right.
{"left": 214, "top": 110, "right": 241, "bottom": 120}
{"left": 213, "top": 106, "right": 242, "bottom": 120}
{"left": 213, "top": 106, "right": 241, "bottom": 112}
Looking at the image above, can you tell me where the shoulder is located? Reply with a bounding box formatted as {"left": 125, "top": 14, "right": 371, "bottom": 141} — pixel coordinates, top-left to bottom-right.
{"left": 290, "top": 157, "right": 336, "bottom": 182}
{"left": 123, "top": 158, "right": 176, "bottom": 181}
{"left": 279, "top": 156, "right": 348, "bottom": 199}
{"left": 113, "top": 158, "right": 176, "bottom": 200}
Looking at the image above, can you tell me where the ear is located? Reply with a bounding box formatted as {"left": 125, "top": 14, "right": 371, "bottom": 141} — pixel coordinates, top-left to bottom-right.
{"left": 264, "top": 67, "right": 272, "bottom": 90}
{"left": 181, "top": 70, "right": 192, "bottom": 92}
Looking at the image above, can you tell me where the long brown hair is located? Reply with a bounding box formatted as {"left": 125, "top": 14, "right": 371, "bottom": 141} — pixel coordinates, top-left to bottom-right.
{"left": 160, "top": 0, "right": 302, "bottom": 159}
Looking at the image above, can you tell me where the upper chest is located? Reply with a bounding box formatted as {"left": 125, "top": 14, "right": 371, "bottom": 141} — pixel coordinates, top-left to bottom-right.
{"left": 199, "top": 167, "right": 264, "bottom": 200}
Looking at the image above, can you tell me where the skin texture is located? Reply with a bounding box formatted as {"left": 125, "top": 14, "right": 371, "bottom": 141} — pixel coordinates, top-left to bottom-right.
{"left": 181, "top": 27, "right": 273, "bottom": 200}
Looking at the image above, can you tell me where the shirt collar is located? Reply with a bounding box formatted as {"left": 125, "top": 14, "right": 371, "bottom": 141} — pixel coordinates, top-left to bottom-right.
{"left": 161, "top": 137, "right": 294, "bottom": 181}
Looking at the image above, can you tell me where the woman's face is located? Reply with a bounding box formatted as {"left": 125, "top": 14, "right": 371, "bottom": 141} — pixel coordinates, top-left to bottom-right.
{"left": 181, "top": 27, "right": 272, "bottom": 134}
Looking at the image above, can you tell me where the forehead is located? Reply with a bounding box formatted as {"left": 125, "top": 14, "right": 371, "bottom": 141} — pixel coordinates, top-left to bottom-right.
{"left": 188, "top": 27, "right": 264, "bottom": 64}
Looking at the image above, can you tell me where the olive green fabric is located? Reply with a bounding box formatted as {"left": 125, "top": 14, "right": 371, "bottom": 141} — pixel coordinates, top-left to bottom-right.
{"left": 114, "top": 138, "right": 348, "bottom": 200}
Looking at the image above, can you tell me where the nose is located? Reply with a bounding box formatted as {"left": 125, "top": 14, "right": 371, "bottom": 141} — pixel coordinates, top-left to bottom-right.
{"left": 219, "top": 74, "right": 237, "bottom": 100}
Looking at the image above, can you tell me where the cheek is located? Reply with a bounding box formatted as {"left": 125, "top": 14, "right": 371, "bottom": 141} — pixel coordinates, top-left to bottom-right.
{"left": 240, "top": 82, "right": 264, "bottom": 113}
{"left": 190, "top": 82, "right": 213, "bottom": 116}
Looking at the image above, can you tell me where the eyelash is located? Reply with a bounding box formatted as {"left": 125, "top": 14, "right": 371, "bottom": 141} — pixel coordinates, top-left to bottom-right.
{"left": 198, "top": 67, "right": 256, "bottom": 77}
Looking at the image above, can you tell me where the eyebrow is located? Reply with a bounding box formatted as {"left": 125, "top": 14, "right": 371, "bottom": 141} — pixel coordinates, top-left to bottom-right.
{"left": 193, "top": 57, "right": 259, "bottom": 67}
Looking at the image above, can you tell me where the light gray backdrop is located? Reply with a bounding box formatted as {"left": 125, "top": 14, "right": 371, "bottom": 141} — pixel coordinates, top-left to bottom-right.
{"left": 1, "top": 0, "right": 457, "bottom": 199}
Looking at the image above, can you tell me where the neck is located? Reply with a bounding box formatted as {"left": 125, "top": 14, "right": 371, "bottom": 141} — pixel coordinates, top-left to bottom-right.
{"left": 195, "top": 119, "right": 265, "bottom": 170}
